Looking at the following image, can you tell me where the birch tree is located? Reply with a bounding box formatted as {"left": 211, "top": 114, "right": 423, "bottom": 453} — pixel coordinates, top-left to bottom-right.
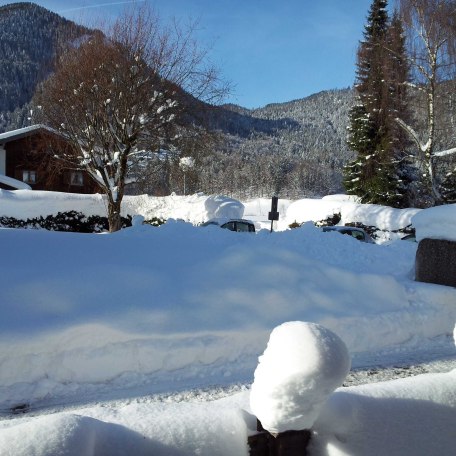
{"left": 37, "top": 5, "right": 227, "bottom": 231}
{"left": 398, "top": 0, "right": 456, "bottom": 204}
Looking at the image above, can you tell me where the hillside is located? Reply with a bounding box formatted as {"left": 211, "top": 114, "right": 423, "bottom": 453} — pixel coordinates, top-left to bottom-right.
{"left": 0, "top": 2, "right": 355, "bottom": 198}
{"left": 0, "top": 2, "right": 90, "bottom": 131}
{"left": 200, "top": 88, "right": 356, "bottom": 198}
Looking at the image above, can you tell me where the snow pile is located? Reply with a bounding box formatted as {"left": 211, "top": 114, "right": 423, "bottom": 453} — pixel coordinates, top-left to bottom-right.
{"left": 341, "top": 203, "right": 420, "bottom": 231}
{"left": 312, "top": 370, "right": 456, "bottom": 456}
{"left": 1, "top": 213, "right": 455, "bottom": 409}
{"left": 250, "top": 322, "right": 350, "bottom": 433}
{"left": 0, "top": 189, "right": 106, "bottom": 219}
{"left": 412, "top": 203, "right": 456, "bottom": 242}
{"left": 0, "top": 190, "right": 244, "bottom": 224}
{"left": 285, "top": 196, "right": 420, "bottom": 232}
{"left": 243, "top": 197, "right": 293, "bottom": 230}
{"left": 123, "top": 193, "right": 244, "bottom": 225}
{"left": 285, "top": 198, "right": 346, "bottom": 225}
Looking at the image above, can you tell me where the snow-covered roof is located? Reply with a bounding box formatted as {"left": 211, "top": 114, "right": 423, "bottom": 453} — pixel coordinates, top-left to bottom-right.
{"left": 0, "top": 124, "right": 57, "bottom": 145}
{"left": 0, "top": 174, "right": 31, "bottom": 190}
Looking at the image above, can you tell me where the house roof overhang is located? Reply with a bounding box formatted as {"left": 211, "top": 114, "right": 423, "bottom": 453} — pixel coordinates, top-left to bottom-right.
{"left": 0, "top": 124, "right": 59, "bottom": 146}
{"left": 0, "top": 174, "right": 32, "bottom": 190}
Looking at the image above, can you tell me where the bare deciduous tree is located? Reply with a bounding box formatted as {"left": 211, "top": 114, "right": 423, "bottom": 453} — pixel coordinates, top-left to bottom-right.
{"left": 36, "top": 5, "right": 227, "bottom": 231}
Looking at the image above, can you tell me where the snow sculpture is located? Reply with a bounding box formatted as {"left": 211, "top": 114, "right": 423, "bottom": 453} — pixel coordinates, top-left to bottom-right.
{"left": 250, "top": 321, "right": 350, "bottom": 434}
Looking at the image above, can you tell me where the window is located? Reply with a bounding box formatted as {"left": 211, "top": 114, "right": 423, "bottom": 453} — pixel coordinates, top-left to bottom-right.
{"left": 220, "top": 221, "right": 256, "bottom": 233}
{"left": 70, "top": 171, "right": 84, "bottom": 186}
{"left": 221, "top": 221, "right": 236, "bottom": 231}
{"left": 351, "top": 231, "right": 365, "bottom": 241}
{"left": 22, "top": 170, "right": 36, "bottom": 184}
{"left": 236, "top": 222, "right": 253, "bottom": 232}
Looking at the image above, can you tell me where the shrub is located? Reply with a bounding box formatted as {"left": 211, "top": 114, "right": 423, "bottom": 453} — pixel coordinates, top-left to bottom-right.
{"left": 0, "top": 211, "right": 132, "bottom": 233}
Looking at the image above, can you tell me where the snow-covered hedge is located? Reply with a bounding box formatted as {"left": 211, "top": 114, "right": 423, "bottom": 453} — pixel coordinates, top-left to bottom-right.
{"left": 0, "top": 190, "right": 244, "bottom": 226}
{"left": 0, "top": 211, "right": 132, "bottom": 232}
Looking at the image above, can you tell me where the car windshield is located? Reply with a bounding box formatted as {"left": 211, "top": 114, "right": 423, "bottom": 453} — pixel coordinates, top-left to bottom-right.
{"left": 221, "top": 221, "right": 255, "bottom": 232}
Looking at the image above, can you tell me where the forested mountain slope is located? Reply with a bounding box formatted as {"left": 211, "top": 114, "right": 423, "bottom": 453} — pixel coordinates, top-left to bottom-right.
{"left": 0, "top": 2, "right": 89, "bottom": 131}
{"left": 200, "top": 89, "right": 356, "bottom": 198}
{"left": 0, "top": 2, "right": 355, "bottom": 198}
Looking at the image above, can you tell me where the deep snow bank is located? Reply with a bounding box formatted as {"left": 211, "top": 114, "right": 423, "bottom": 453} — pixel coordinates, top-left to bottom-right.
{"left": 285, "top": 196, "right": 420, "bottom": 232}
{"left": 1, "top": 219, "right": 455, "bottom": 408}
{"left": 0, "top": 190, "right": 422, "bottom": 236}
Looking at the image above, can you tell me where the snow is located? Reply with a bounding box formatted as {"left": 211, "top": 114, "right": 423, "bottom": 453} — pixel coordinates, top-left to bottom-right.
{"left": 0, "top": 190, "right": 455, "bottom": 455}
{"left": 250, "top": 322, "right": 350, "bottom": 434}
{"left": 179, "top": 156, "right": 195, "bottom": 171}
{"left": 0, "top": 190, "right": 243, "bottom": 225}
{"left": 0, "top": 175, "right": 31, "bottom": 190}
{"left": 311, "top": 369, "right": 456, "bottom": 456}
{"left": 412, "top": 203, "right": 456, "bottom": 242}
{"left": 286, "top": 195, "right": 420, "bottom": 232}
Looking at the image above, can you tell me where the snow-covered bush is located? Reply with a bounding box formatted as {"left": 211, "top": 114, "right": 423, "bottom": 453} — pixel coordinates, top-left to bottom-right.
{"left": 0, "top": 211, "right": 132, "bottom": 232}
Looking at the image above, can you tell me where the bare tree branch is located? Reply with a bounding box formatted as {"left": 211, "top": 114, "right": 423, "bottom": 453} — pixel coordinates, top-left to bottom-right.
{"left": 36, "top": 4, "right": 229, "bottom": 231}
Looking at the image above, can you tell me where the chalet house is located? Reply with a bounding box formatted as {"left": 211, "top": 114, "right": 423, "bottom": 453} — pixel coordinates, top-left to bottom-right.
{"left": 0, "top": 125, "right": 98, "bottom": 193}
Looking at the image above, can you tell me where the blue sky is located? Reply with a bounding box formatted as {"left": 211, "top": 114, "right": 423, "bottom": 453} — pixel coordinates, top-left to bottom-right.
{"left": 3, "top": 0, "right": 377, "bottom": 108}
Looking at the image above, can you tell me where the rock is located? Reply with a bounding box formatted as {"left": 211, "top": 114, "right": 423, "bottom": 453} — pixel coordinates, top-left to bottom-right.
{"left": 415, "top": 238, "right": 456, "bottom": 287}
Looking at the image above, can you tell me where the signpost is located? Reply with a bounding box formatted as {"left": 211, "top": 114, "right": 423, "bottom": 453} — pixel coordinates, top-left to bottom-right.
{"left": 268, "top": 196, "right": 279, "bottom": 232}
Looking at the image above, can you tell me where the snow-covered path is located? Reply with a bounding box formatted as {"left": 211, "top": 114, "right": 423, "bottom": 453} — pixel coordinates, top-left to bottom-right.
{"left": 1, "top": 332, "right": 454, "bottom": 422}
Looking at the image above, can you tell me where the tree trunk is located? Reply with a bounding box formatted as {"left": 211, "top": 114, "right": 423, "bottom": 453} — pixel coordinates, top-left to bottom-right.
{"left": 107, "top": 200, "right": 122, "bottom": 232}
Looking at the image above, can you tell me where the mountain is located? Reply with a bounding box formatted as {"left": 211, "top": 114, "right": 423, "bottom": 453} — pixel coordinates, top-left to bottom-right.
{"left": 0, "top": 2, "right": 90, "bottom": 131}
{"left": 200, "top": 89, "right": 356, "bottom": 198}
{"left": 216, "top": 89, "right": 354, "bottom": 161}
{"left": 0, "top": 2, "right": 355, "bottom": 198}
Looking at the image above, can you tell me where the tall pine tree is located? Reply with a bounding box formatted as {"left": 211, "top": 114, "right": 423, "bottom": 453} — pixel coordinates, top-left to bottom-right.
{"left": 344, "top": 1, "right": 412, "bottom": 207}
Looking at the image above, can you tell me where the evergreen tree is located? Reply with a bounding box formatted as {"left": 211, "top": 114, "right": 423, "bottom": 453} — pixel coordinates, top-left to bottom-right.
{"left": 344, "top": 102, "right": 403, "bottom": 205}
{"left": 344, "top": 103, "right": 376, "bottom": 198}
{"left": 345, "top": 0, "right": 412, "bottom": 207}
{"left": 385, "top": 11, "right": 418, "bottom": 206}
{"left": 356, "top": 0, "right": 389, "bottom": 120}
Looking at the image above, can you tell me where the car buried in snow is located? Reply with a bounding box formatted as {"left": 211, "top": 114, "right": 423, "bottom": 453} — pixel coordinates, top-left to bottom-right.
{"left": 321, "top": 225, "right": 375, "bottom": 243}
{"left": 201, "top": 218, "right": 256, "bottom": 233}
{"left": 401, "top": 233, "right": 417, "bottom": 242}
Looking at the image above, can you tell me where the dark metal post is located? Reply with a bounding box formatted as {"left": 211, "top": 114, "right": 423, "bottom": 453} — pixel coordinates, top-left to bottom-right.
{"left": 248, "top": 419, "right": 311, "bottom": 455}
{"left": 268, "top": 196, "right": 279, "bottom": 232}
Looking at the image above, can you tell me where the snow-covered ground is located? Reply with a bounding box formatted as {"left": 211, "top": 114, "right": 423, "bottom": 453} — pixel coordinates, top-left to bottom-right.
{"left": 0, "top": 190, "right": 455, "bottom": 455}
